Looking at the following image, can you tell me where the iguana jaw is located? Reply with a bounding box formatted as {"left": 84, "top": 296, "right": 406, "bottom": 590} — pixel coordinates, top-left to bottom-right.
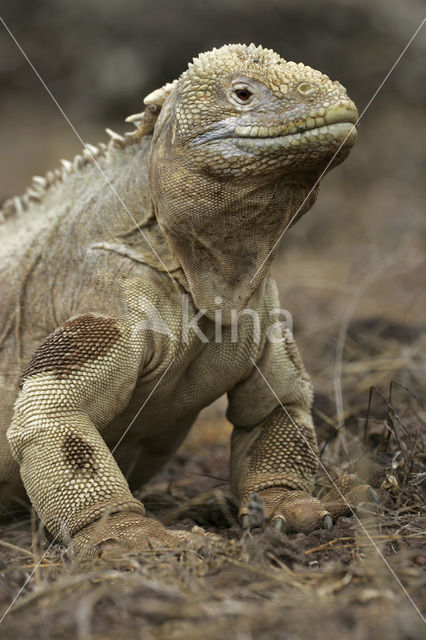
{"left": 190, "top": 103, "right": 358, "bottom": 172}
{"left": 232, "top": 101, "right": 358, "bottom": 138}
{"left": 200, "top": 102, "right": 357, "bottom": 141}
{"left": 233, "top": 121, "right": 357, "bottom": 156}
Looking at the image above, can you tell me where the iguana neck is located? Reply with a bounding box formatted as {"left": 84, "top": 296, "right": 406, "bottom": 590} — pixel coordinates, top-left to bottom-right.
{"left": 149, "top": 139, "right": 320, "bottom": 320}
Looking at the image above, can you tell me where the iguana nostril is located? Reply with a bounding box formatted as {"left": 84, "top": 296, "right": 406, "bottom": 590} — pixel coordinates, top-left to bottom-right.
{"left": 297, "top": 82, "right": 315, "bottom": 95}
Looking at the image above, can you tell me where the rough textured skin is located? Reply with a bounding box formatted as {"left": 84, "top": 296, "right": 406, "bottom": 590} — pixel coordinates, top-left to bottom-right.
{"left": 0, "top": 44, "right": 372, "bottom": 554}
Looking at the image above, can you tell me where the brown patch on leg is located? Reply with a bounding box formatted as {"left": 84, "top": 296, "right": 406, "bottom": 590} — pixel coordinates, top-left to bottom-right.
{"left": 62, "top": 433, "right": 99, "bottom": 476}
{"left": 19, "top": 314, "right": 121, "bottom": 387}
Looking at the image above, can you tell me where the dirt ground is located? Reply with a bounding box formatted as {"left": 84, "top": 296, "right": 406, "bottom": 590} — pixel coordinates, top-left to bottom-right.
{"left": 0, "top": 1, "right": 425, "bottom": 638}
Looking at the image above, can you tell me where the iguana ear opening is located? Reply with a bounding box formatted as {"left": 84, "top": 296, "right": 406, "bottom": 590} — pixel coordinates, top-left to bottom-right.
{"left": 125, "top": 80, "right": 178, "bottom": 138}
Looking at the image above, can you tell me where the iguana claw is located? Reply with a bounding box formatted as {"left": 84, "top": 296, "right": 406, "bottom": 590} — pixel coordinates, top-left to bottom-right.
{"left": 322, "top": 514, "right": 333, "bottom": 531}
{"left": 271, "top": 515, "right": 286, "bottom": 532}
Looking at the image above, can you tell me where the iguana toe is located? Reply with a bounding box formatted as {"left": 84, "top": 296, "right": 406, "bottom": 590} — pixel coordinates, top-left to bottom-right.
{"left": 241, "top": 475, "right": 379, "bottom": 535}
{"left": 321, "top": 474, "right": 380, "bottom": 520}
{"left": 72, "top": 513, "right": 227, "bottom": 557}
{"left": 322, "top": 514, "right": 333, "bottom": 531}
{"left": 72, "top": 512, "right": 183, "bottom": 557}
{"left": 239, "top": 492, "right": 266, "bottom": 530}
{"left": 270, "top": 515, "right": 286, "bottom": 532}
{"left": 255, "top": 487, "right": 331, "bottom": 533}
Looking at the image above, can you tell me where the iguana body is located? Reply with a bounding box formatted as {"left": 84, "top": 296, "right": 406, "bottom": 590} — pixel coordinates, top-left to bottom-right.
{"left": 0, "top": 44, "right": 374, "bottom": 554}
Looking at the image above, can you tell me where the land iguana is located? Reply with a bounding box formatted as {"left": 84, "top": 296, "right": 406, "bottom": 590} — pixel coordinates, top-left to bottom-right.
{"left": 0, "top": 44, "right": 377, "bottom": 555}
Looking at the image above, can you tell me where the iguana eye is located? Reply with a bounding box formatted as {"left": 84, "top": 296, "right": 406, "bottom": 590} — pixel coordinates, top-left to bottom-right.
{"left": 234, "top": 88, "right": 253, "bottom": 102}
{"left": 229, "top": 83, "right": 256, "bottom": 106}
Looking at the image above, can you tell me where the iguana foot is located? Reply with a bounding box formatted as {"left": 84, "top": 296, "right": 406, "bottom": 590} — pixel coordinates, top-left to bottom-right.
{"left": 71, "top": 513, "right": 226, "bottom": 557}
{"left": 239, "top": 474, "right": 379, "bottom": 534}
{"left": 72, "top": 512, "right": 191, "bottom": 557}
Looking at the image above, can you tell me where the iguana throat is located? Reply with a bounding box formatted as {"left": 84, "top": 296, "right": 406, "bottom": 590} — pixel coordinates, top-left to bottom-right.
{"left": 150, "top": 143, "right": 319, "bottom": 320}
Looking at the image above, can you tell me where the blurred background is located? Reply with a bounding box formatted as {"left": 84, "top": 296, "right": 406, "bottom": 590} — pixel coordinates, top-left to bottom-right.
{"left": 0, "top": 0, "right": 425, "bottom": 443}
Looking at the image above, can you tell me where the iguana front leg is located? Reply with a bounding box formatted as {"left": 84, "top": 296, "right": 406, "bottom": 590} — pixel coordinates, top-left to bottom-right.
{"left": 232, "top": 407, "right": 377, "bottom": 533}
{"left": 231, "top": 405, "right": 327, "bottom": 532}
{"left": 7, "top": 313, "right": 177, "bottom": 554}
{"left": 229, "top": 330, "right": 377, "bottom": 534}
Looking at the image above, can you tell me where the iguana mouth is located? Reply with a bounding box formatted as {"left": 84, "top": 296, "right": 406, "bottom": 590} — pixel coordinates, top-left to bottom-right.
{"left": 232, "top": 103, "right": 358, "bottom": 139}
{"left": 233, "top": 122, "right": 357, "bottom": 154}
{"left": 193, "top": 103, "right": 358, "bottom": 152}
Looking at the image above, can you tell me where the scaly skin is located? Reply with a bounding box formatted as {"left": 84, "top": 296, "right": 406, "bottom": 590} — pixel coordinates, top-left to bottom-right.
{"left": 0, "top": 44, "right": 376, "bottom": 556}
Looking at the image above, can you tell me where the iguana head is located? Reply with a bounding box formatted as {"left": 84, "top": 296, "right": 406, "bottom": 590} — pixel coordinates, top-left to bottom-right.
{"left": 148, "top": 44, "right": 358, "bottom": 321}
